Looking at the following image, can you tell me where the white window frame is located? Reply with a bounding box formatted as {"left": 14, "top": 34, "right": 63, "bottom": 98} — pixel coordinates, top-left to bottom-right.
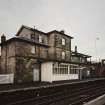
{"left": 62, "top": 51, "right": 65, "bottom": 59}
{"left": 31, "top": 46, "right": 36, "bottom": 54}
{"left": 87, "top": 70, "right": 90, "bottom": 76}
{"left": 53, "top": 64, "right": 68, "bottom": 75}
{"left": 39, "top": 35, "right": 42, "bottom": 43}
{"left": 69, "top": 65, "right": 79, "bottom": 74}
{"left": 62, "top": 38, "right": 65, "bottom": 45}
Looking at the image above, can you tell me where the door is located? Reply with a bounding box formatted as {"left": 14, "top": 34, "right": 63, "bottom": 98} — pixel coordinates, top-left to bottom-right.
{"left": 33, "top": 64, "right": 40, "bottom": 81}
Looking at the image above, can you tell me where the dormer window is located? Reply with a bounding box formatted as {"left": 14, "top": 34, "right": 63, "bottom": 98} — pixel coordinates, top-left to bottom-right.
{"left": 39, "top": 35, "right": 42, "bottom": 43}
{"left": 62, "top": 38, "right": 65, "bottom": 45}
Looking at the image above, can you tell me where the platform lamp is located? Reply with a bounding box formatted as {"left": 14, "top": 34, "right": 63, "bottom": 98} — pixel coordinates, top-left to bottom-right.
{"left": 95, "top": 36, "right": 100, "bottom": 62}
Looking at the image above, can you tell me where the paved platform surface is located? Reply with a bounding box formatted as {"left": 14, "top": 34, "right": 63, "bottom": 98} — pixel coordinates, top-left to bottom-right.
{"left": 0, "top": 78, "right": 104, "bottom": 93}
{"left": 0, "top": 79, "right": 78, "bottom": 92}
{"left": 0, "top": 78, "right": 105, "bottom": 105}
{"left": 84, "top": 94, "right": 105, "bottom": 105}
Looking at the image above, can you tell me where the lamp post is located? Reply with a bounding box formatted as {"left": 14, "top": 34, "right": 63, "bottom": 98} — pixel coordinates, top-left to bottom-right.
{"left": 95, "top": 36, "right": 100, "bottom": 62}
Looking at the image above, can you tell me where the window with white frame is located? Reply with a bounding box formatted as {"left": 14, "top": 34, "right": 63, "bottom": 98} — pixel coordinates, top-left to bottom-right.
{"left": 87, "top": 70, "right": 90, "bottom": 76}
{"left": 31, "top": 46, "right": 36, "bottom": 54}
{"left": 69, "top": 65, "right": 79, "bottom": 74}
{"left": 62, "top": 51, "right": 65, "bottom": 59}
{"left": 62, "top": 38, "right": 65, "bottom": 45}
{"left": 53, "top": 64, "right": 68, "bottom": 74}
{"left": 39, "top": 35, "right": 42, "bottom": 43}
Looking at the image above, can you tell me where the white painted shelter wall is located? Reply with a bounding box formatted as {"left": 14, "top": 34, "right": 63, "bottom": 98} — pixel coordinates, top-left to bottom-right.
{"left": 53, "top": 74, "right": 78, "bottom": 81}
{"left": 41, "top": 62, "right": 53, "bottom": 82}
{"left": 41, "top": 62, "right": 79, "bottom": 82}
{"left": 0, "top": 74, "right": 14, "bottom": 84}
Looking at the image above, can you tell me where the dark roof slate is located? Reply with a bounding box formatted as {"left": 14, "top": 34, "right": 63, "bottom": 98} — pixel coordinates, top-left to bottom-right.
{"left": 0, "top": 37, "right": 49, "bottom": 47}
{"left": 16, "top": 25, "right": 73, "bottom": 39}
{"left": 16, "top": 25, "right": 47, "bottom": 36}
{"left": 71, "top": 51, "right": 91, "bottom": 58}
{"left": 47, "top": 30, "right": 73, "bottom": 39}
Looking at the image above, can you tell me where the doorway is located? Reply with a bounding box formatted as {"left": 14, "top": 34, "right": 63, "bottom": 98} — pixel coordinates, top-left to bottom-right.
{"left": 33, "top": 64, "right": 40, "bottom": 81}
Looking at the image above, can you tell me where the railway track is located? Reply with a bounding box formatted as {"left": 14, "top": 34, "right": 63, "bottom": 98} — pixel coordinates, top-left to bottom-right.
{"left": 1, "top": 78, "right": 105, "bottom": 105}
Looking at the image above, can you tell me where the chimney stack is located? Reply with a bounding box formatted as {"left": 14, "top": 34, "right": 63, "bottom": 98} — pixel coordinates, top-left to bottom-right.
{"left": 75, "top": 46, "right": 77, "bottom": 53}
{"left": 60, "top": 30, "right": 65, "bottom": 34}
{"left": 1, "top": 34, "right": 6, "bottom": 43}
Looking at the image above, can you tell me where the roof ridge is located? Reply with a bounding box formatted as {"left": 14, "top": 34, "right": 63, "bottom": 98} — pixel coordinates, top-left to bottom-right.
{"left": 47, "top": 30, "right": 73, "bottom": 39}
{"left": 16, "top": 25, "right": 47, "bottom": 36}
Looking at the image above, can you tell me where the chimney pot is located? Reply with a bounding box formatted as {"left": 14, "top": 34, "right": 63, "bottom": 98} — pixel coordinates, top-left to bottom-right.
{"left": 1, "top": 34, "right": 6, "bottom": 43}
{"left": 75, "top": 46, "right": 77, "bottom": 53}
{"left": 60, "top": 30, "right": 65, "bottom": 34}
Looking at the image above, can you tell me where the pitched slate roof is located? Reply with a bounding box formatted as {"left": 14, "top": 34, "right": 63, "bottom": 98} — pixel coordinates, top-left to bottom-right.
{"left": 47, "top": 30, "right": 73, "bottom": 39}
{"left": 71, "top": 51, "right": 91, "bottom": 58}
{"left": 16, "top": 25, "right": 47, "bottom": 36}
{"left": 0, "top": 37, "right": 49, "bottom": 47}
{"left": 16, "top": 25, "right": 73, "bottom": 39}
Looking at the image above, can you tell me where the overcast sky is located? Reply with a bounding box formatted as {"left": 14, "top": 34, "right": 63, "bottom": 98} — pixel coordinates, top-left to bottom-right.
{"left": 0, "top": 0, "right": 105, "bottom": 61}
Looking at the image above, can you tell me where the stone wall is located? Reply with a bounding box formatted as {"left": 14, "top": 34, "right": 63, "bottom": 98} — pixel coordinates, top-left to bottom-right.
{"left": 18, "top": 27, "right": 48, "bottom": 45}
{"left": 0, "top": 41, "right": 16, "bottom": 74}
{"left": 17, "top": 27, "right": 72, "bottom": 62}
{"left": 0, "top": 27, "right": 72, "bottom": 82}
{"left": 15, "top": 41, "right": 48, "bottom": 59}
{"left": 48, "top": 32, "right": 71, "bottom": 62}
{"left": 15, "top": 41, "right": 48, "bottom": 82}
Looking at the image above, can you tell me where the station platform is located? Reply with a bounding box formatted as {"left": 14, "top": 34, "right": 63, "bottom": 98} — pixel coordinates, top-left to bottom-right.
{"left": 0, "top": 78, "right": 105, "bottom": 105}
{"left": 0, "top": 78, "right": 104, "bottom": 93}
{"left": 83, "top": 94, "right": 105, "bottom": 105}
